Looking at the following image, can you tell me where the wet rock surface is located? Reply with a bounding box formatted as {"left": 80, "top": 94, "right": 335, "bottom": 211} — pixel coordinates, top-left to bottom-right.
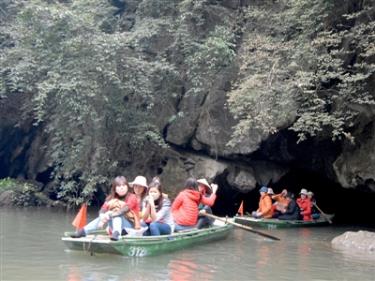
{"left": 332, "top": 231, "right": 375, "bottom": 255}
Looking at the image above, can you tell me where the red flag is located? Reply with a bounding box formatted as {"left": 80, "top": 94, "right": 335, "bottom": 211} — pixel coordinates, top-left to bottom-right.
{"left": 237, "top": 200, "right": 244, "bottom": 216}
{"left": 72, "top": 203, "right": 87, "bottom": 230}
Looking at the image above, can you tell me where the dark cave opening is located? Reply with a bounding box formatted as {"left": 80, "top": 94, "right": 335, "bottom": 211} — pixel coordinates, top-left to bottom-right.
{"left": 213, "top": 168, "right": 375, "bottom": 227}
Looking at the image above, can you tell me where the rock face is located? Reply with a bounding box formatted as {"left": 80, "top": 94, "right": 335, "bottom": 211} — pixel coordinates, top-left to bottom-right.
{"left": 333, "top": 106, "right": 375, "bottom": 192}
{"left": 332, "top": 231, "right": 375, "bottom": 255}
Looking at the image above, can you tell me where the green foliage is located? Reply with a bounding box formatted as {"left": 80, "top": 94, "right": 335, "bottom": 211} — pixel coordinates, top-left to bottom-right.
{"left": 0, "top": 177, "right": 22, "bottom": 192}
{"left": 186, "top": 26, "right": 236, "bottom": 93}
{"left": 290, "top": 1, "right": 375, "bottom": 142}
{"left": 227, "top": 0, "right": 375, "bottom": 146}
{"left": 0, "top": 0, "right": 176, "bottom": 206}
{"left": 0, "top": 178, "right": 45, "bottom": 206}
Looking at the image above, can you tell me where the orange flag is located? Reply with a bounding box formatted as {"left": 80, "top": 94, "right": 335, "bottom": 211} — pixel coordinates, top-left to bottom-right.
{"left": 72, "top": 203, "right": 87, "bottom": 230}
{"left": 237, "top": 200, "right": 244, "bottom": 216}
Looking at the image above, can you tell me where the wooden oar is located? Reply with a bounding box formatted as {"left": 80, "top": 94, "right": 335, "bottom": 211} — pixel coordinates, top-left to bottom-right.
{"left": 203, "top": 213, "right": 280, "bottom": 241}
{"left": 313, "top": 202, "right": 333, "bottom": 224}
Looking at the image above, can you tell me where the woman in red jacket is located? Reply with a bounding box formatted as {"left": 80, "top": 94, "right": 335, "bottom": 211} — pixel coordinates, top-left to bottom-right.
{"left": 296, "top": 188, "right": 312, "bottom": 221}
{"left": 171, "top": 178, "right": 218, "bottom": 232}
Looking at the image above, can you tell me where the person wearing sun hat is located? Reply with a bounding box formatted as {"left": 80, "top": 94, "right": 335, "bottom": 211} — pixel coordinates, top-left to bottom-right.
{"left": 251, "top": 186, "right": 273, "bottom": 219}
{"left": 267, "top": 188, "right": 275, "bottom": 195}
{"left": 297, "top": 188, "right": 312, "bottom": 221}
{"left": 171, "top": 177, "right": 218, "bottom": 232}
{"left": 196, "top": 178, "right": 218, "bottom": 229}
{"left": 130, "top": 176, "right": 148, "bottom": 215}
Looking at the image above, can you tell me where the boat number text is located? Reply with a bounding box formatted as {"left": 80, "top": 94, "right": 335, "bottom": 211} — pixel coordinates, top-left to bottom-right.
{"left": 128, "top": 247, "right": 148, "bottom": 257}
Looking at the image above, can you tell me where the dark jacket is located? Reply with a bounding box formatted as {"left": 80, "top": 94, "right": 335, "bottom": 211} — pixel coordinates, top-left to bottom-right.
{"left": 278, "top": 199, "right": 299, "bottom": 220}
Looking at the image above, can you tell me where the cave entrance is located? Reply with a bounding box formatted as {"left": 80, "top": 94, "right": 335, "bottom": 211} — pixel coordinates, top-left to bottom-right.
{"left": 213, "top": 168, "right": 375, "bottom": 227}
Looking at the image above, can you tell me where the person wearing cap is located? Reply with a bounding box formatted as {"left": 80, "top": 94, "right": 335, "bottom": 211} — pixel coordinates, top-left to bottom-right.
{"left": 297, "top": 188, "right": 312, "bottom": 221}
{"left": 171, "top": 177, "right": 218, "bottom": 232}
{"left": 196, "top": 178, "right": 218, "bottom": 229}
{"left": 251, "top": 186, "right": 273, "bottom": 219}
{"left": 307, "top": 191, "right": 320, "bottom": 219}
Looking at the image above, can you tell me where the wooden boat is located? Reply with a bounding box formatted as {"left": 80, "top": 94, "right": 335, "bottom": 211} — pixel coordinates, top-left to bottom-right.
{"left": 234, "top": 215, "right": 334, "bottom": 229}
{"left": 62, "top": 222, "right": 233, "bottom": 257}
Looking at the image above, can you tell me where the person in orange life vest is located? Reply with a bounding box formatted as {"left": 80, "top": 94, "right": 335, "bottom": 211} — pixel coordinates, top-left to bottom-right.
{"left": 277, "top": 191, "right": 300, "bottom": 220}
{"left": 142, "top": 180, "right": 174, "bottom": 236}
{"left": 171, "top": 177, "right": 217, "bottom": 232}
{"left": 270, "top": 188, "right": 289, "bottom": 216}
{"left": 130, "top": 175, "right": 148, "bottom": 214}
{"left": 196, "top": 178, "right": 219, "bottom": 229}
{"left": 70, "top": 176, "right": 139, "bottom": 241}
{"left": 296, "top": 188, "right": 312, "bottom": 221}
{"left": 307, "top": 191, "right": 320, "bottom": 219}
{"left": 251, "top": 186, "right": 273, "bottom": 219}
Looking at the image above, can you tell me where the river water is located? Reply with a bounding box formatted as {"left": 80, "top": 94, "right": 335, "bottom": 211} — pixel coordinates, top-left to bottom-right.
{"left": 1, "top": 208, "right": 374, "bottom": 281}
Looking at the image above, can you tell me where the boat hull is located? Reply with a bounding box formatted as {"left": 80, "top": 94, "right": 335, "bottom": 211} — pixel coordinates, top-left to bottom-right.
{"left": 62, "top": 224, "right": 233, "bottom": 257}
{"left": 234, "top": 215, "right": 334, "bottom": 229}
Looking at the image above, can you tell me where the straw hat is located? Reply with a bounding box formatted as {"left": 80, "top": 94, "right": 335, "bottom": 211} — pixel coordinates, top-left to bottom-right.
{"left": 130, "top": 176, "right": 148, "bottom": 188}
{"left": 300, "top": 188, "right": 308, "bottom": 195}
{"left": 197, "top": 178, "right": 212, "bottom": 191}
{"left": 267, "top": 188, "right": 274, "bottom": 195}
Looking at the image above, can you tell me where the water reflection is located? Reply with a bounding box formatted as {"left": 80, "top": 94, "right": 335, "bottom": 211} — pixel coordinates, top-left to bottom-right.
{"left": 168, "top": 257, "right": 213, "bottom": 281}
{"left": 296, "top": 228, "right": 311, "bottom": 273}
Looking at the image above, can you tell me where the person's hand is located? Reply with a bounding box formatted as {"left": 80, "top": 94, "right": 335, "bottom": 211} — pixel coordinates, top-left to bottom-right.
{"left": 199, "top": 209, "right": 206, "bottom": 215}
{"left": 148, "top": 196, "right": 155, "bottom": 206}
{"left": 211, "top": 183, "right": 218, "bottom": 194}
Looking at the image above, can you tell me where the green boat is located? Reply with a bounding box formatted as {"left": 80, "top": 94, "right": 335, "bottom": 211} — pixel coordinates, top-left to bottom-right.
{"left": 234, "top": 215, "right": 334, "bottom": 230}
{"left": 62, "top": 223, "right": 233, "bottom": 257}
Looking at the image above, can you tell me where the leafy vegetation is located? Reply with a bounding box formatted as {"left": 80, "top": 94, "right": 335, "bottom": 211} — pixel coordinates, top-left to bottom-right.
{"left": 0, "top": 0, "right": 236, "bottom": 206}
{"left": 227, "top": 0, "right": 375, "bottom": 145}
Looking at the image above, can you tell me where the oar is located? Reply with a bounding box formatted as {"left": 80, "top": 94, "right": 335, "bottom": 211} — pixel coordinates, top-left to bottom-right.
{"left": 203, "top": 213, "right": 280, "bottom": 241}
{"left": 313, "top": 202, "right": 333, "bottom": 224}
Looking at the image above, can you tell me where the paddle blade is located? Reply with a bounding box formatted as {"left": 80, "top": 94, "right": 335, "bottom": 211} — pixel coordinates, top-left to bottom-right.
{"left": 72, "top": 203, "right": 87, "bottom": 230}
{"left": 237, "top": 200, "right": 244, "bottom": 216}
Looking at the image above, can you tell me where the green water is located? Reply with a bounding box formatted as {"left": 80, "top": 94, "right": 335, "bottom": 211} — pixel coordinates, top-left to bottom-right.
{"left": 1, "top": 208, "right": 374, "bottom": 280}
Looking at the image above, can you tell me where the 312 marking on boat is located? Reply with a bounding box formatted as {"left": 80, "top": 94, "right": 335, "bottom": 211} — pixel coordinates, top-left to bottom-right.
{"left": 128, "top": 246, "right": 148, "bottom": 257}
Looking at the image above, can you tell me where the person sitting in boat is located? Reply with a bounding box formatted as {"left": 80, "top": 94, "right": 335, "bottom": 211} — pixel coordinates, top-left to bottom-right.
{"left": 296, "top": 188, "right": 312, "bottom": 221}
{"left": 71, "top": 176, "right": 140, "bottom": 241}
{"left": 251, "top": 186, "right": 273, "bottom": 219}
{"left": 271, "top": 189, "right": 289, "bottom": 217}
{"left": 277, "top": 191, "right": 300, "bottom": 220}
{"left": 196, "top": 178, "right": 218, "bottom": 229}
{"left": 142, "top": 180, "right": 174, "bottom": 236}
{"left": 307, "top": 191, "right": 320, "bottom": 219}
{"left": 130, "top": 175, "right": 148, "bottom": 214}
{"left": 171, "top": 177, "right": 218, "bottom": 232}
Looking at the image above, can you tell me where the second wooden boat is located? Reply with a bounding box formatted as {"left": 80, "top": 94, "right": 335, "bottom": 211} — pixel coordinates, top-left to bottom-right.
{"left": 234, "top": 215, "right": 334, "bottom": 229}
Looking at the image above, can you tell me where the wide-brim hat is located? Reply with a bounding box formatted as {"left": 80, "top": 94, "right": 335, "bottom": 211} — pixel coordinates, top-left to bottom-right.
{"left": 300, "top": 188, "right": 308, "bottom": 195}
{"left": 197, "top": 178, "right": 212, "bottom": 191}
{"left": 267, "top": 188, "right": 274, "bottom": 195}
{"left": 130, "top": 176, "right": 148, "bottom": 189}
{"left": 259, "top": 186, "right": 268, "bottom": 193}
